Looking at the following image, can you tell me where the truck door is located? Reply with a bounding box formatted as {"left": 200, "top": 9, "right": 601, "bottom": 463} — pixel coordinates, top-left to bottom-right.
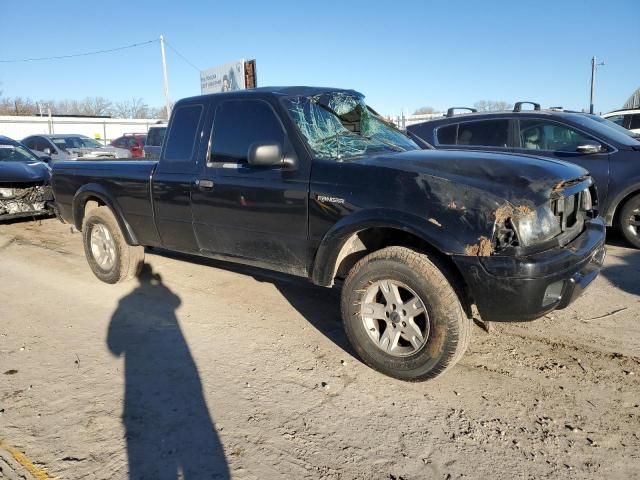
{"left": 152, "top": 103, "right": 205, "bottom": 253}
{"left": 190, "top": 98, "right": 311, "bottom": 276}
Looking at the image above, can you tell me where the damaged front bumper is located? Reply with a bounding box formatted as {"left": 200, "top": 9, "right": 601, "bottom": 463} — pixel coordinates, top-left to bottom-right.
{"left": 0, "top": 184, "right": 54, "bottom": 221}
{"left": 453, "top": 217, "right": 606, "bottom": 322}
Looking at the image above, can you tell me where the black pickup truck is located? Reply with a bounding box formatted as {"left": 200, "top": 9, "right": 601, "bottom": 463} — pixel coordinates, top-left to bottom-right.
{"left": 52, "top": 87, "right": 606, "bottom": 381}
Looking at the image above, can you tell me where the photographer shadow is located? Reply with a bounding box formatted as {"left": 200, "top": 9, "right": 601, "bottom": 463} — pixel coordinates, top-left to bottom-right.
{"left": 107, "top": 265, "right": 229, "bottom": 479}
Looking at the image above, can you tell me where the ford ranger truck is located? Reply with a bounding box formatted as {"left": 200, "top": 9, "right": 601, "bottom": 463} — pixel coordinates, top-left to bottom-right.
{"left": 51, "top": 87, "right": 606, "bottom": 381}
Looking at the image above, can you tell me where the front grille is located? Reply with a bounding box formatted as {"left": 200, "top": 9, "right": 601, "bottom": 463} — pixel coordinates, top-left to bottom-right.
{"left": 553, "top": 188, "right": 590, "bottom": 244}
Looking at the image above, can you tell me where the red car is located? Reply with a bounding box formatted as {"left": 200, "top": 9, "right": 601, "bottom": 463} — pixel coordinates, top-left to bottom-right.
{"left": 111, "top": 134, "right": 147, "bottom": 158}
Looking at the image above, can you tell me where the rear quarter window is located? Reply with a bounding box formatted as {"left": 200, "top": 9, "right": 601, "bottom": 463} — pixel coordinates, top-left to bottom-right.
{"left": 457, "top": 120, "right": 509, "bottom": 147}
{"left": 163, "top": 106, "right": 203, "bottom": 161}
{"left": 436, "top": 125, "right": 457, "bottom": 145}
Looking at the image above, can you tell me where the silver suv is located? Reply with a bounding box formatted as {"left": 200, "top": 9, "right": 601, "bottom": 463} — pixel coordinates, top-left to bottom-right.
{"left": 22, "top": 134, "right": 130, "bottom": 162}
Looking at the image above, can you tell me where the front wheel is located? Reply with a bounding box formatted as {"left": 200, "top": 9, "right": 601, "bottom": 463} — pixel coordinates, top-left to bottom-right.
{"left": 619, "top": 194, "right": 640, "bottom": 249}
{"left": 341, "top": 246, "right": 471, "bottom": 381}
{"left": 82, "top": 206, "right": 144, "bottom": 284}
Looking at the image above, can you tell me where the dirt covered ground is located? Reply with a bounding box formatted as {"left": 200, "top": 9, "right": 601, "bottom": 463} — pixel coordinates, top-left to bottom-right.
{"left": 1, "top": 218, "right": 639, "bottom": 479}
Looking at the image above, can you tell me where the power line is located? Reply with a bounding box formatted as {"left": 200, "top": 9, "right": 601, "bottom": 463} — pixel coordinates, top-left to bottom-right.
{"left": 164, "top": 40, "right": 201, "bottom": 72}
{"left": 0, "top": 39, "right": 158, "bottom": 63}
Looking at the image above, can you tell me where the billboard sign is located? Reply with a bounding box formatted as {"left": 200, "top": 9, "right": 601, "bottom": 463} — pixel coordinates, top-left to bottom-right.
{"left": 200, "top": 59, "right": 257, "bottom": 94}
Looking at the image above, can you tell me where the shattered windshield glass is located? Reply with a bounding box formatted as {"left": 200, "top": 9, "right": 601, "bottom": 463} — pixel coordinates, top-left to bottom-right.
{"left": 283, "top": 92, "right": 419, "bottom": 160}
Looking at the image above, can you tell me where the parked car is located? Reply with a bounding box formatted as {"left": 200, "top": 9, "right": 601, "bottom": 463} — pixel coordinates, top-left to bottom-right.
{"left": 22, "top": 134, "right": 130, "bottom": 162}
{"left": 51, "top": 87, "right": 605, "bottom": 381}
{"left": 407, "top": 103, "right": 640, "bottom": 248}
{"left": 603, "top": 108, "right": 640, "bottom": 137}
{"left": 111, "top": 133, "right": 147, "bottom": 158}
{"left": 144, "top": 123, "right": 166, "bottom": 159}
{"left": 0, "top": 135, "right": 54, "bottom": 220}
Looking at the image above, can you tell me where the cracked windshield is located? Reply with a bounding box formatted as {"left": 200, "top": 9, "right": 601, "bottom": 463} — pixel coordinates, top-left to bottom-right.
{"left": 284, "top": 92, "right": 419, "bottom": 159}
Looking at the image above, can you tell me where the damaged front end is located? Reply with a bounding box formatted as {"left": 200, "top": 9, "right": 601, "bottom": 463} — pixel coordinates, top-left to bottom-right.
{"left": 0, "top": 182, "right": 54, "bottom": 221}
{"left": 453, "top": 176, "right": 606, "bottom": 322}
{"left": 470, "top": 176, "right": 597, "bottom": 257}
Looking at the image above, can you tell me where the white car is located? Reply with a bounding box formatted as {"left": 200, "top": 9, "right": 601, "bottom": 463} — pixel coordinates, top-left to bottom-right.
{"left": 603, "top": 108, "right": 640, "bottom": 136}
{"left": 22, "top": 134, "right": 130, "bottom": 162}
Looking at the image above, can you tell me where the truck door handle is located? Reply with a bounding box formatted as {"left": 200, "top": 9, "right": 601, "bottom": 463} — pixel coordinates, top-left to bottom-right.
{"left": 196, "top": 179, "right": 214, "bottom": 190}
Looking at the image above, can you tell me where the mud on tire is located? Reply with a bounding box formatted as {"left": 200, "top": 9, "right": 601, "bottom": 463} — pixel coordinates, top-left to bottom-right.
{"left": 82, "top": 206, "right": 144, "bottom": 284}
{"left": 341, "top": 246, "right": 471, "bottom": 381}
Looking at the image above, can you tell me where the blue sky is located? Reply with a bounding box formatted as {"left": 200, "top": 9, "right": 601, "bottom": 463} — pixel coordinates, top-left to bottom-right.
{"left": 1, "top": 0, "right": 637, "bottom": 115}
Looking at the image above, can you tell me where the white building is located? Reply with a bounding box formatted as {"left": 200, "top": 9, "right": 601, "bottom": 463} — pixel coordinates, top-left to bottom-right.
{"left": 0, "top": 115, "right": 162, "bottom": 145}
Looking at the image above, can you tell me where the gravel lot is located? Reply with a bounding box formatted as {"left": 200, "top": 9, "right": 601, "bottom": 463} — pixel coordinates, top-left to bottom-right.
{"left": 1, "top": 218, "right": 639, "bottom": 479}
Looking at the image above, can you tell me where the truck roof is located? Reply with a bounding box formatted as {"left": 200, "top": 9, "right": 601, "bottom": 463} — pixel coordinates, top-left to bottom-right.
{"left": 177, "top": 86, "right": 362, "bottom": 106}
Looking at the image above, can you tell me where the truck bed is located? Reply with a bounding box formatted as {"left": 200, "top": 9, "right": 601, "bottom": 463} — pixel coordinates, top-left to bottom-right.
{"left": 52, "top": 160, "right": 159, "bottom": 245}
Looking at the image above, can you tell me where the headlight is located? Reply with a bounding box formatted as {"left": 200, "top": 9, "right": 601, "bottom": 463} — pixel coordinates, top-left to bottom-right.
{"left": 511, "top": 203, "right": 561, "bottom": 246}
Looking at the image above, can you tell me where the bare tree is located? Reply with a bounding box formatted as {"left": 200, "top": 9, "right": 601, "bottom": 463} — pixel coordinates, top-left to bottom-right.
{"left": 53, "top": 99, "right": 82, "bottom": 115}
{"left": 0, "top": 93, "right": 161, "bottom": 119}
{"left": 1, "top": 97, "right": 38, "bottom": 115}
{"left": 148, "top": 106, "right": 168, "bottom": 120}
{"left": 113, "top": 98, "right": 150, "bottom": 119}
{"left": 473, "top": 100, "right": 513, "bottom": 112}
{"left": 413, "top": 106, "right": 436, "bottom": 115}
{"left": 79, "top": 96, "right": 112, "bottom": 116}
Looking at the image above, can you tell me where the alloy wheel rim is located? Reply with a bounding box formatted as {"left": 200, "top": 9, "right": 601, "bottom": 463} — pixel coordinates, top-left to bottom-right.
{"left": 360, "top": 280, "right": 430, "bottom": 357}
{"left": 627, "top": 207, "right": 640, "bottom": 238}
{"left": 90, "top": 223, "right": 116, "bottom": 271}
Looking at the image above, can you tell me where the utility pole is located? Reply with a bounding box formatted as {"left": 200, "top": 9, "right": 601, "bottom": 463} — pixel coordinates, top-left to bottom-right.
{"left": 160, "top": 34, "right": 171, "bottom": 118}
{"left": 589, "top": 56, "right": 605, "bottom": 114}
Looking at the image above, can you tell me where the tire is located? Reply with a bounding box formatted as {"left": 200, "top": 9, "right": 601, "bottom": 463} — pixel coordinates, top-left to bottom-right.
{"left": 82, "top": 206, "right": 144, "bottom": 284}
{"left": 619, "top": 194, "right": 640, "bottom": 249}
{"left": 341, "top": 246, "right": 471, "bottom": 381}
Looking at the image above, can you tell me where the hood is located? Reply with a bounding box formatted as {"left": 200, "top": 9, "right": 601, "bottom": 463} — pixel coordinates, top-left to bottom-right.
{"left": 363, "top": 149, "right": 588, "bottom": 205}
{"left": 0, "top": 160, "right": 50, "bottom": 183}
{"left": 69, "top": 146, "right": 129, "bottom": 158}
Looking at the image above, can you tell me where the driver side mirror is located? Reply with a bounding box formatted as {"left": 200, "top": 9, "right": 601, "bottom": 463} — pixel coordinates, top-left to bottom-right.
{"left": 43, "top": 147, "right": 53, "bottom": 155}
{"left": 576, "top": 142, "right": 603, "bottom": 155}
{"left": 247, "top": 142, "right": 283, "bottom": 166}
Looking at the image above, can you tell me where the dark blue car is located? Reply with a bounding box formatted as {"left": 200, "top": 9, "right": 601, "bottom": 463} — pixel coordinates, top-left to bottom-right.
{"left": 407, "top": 103, "right": 640, "bottom": 248}
{"left": 0, "top": 135, "right": 54, "bottom": 221}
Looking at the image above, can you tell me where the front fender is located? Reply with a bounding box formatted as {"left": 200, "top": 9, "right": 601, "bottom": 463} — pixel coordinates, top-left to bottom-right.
{"left": 311, "top": 208, "right": 468, "bottom": 286}
{"left": 72, "top": 183, "right": 139, "bottom": 245}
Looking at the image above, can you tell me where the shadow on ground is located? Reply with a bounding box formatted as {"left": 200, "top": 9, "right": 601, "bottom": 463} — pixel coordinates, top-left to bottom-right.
{"left": 107, "top": 264, "right": 230, "bottom": 479}
{"left": 149, "top": 248, "right": 355, "bottom": 359}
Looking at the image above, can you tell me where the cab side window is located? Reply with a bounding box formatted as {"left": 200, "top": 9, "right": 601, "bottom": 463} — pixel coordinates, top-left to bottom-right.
{"left": 436, "top": 125, "right": 457, "bottom": 145}
{"left": 210, "top": 100, "right": 285, "bottom": 164}
{"left": 520, "top": 120, "right": 594, "bottom": 152}
{"left": 630, "top": 114, "right": 640, "bottom": 130}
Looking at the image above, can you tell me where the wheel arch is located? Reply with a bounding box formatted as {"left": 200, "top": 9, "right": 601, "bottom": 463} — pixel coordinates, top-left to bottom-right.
{"left": 311, "top": 209, "right": 466, "bottom": 288}
{"left": 605, "top": 183, "right": 640, "bottom": 227}
{"left": 72, "top": 184, "right": 139, "bottom": 245}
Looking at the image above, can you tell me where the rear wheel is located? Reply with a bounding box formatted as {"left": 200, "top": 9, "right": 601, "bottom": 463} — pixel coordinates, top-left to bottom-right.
{"left": 82, "top": 206, "right": 144, "bottom": 283}
{"left": 341, "top": 246, "right": 471, "bottom": 381}
{"left": 619, "top": 194, "right": 640, "bottom": 249}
